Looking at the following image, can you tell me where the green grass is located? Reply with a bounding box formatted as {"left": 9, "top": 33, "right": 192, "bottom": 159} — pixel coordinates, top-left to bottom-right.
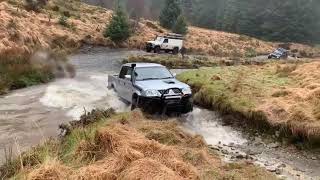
{"left": 123, "top": 54, "right": 270, "bottom": 69}
{"left": 178, "top": 65, "right": 294, "bottom": 112}
{"left": 177, "top": 65, "right": 296, "bottom": 133}
{"left": 0, "top": 54, "right": 54, "bottom": 95}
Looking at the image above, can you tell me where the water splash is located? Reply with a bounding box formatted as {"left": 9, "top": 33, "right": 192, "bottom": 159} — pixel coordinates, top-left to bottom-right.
{"left": 182, "top": 107, "right": 247, "bottom": 146}
{"left": 40, "top": 74, "right": 129, "bottom": 120}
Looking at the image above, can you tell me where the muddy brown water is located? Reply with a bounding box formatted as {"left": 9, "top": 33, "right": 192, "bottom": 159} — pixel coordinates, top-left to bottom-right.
{"left": 0, "top": 47, "right": 319, "bottom": 180}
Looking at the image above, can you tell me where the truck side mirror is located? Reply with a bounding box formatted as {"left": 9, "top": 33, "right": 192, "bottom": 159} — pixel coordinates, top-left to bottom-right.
{"left": 125, "top": 75, "right": 131, "bottom": 81}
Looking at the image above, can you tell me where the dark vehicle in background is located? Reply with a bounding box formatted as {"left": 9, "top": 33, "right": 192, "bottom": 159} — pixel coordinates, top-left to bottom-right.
{"left": 268, "top": 48, "right": 289, "bottom": 59}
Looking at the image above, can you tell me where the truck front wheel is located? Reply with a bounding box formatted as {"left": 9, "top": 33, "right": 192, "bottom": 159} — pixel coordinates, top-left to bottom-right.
{"left": 154, "top": 46, "right": 160, "bottom": 53}
{"left": 181, "top": 100, "right": 193, "bottom": 114}
{"left": 146, "top": 47, "right": 152, "bottom": 52}
{"left": 131, "top": 96, "right": 139, "bottom": 110}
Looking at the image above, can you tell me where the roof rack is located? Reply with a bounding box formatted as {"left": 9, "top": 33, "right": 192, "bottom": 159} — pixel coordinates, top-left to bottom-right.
{"left": 163, "top": 33, "right": 184, "bottom": 40}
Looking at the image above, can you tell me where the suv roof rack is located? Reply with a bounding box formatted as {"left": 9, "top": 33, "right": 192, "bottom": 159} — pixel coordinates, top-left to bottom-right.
{"left": 163, "top": 33, "right": 184, "bottom": 40}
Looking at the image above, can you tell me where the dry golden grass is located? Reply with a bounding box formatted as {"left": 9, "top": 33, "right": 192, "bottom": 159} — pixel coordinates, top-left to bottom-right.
{"left": 27, "top": 158, "right": 71, "bottom": 180}
{"left": 261, "top": 61, "right": 320, "bottom": 140}
{"left": 178, "top": 60, "right": 320, "bottom": 144}
{"left": 3, "top": 110, "right": 276, "bottom": 180}
{"left": 1, "top": 0, "right": 320, "bottom": 58}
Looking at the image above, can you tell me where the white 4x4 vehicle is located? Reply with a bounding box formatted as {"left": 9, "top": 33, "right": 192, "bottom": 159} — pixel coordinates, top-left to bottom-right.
{"left": 146, "top": 34, "right": 184, "bottom": 54}
{"left": 108, "top": 63, "right": 193, "bottom": 114}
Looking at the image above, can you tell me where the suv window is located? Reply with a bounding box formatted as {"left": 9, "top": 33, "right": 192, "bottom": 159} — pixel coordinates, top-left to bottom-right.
{"left": 163, "top": 39, "right": 168, "bottom": 43}
{"left": 119, "top": 66, "right": 132, "bottom": 79}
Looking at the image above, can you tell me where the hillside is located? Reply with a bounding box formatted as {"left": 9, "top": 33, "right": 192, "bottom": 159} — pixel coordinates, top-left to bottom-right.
{"left": 1, "top": 0, "right": 319, "bottom": 58}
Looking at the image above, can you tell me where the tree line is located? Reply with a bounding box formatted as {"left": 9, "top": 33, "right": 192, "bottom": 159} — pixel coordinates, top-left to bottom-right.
{"left": 86, "top": 0, "right": 320, "bottom": 44}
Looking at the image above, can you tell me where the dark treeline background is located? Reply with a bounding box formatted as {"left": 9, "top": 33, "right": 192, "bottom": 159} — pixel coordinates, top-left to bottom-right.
{"left": 83, "top": 0, "right": 320, "bottom": 44}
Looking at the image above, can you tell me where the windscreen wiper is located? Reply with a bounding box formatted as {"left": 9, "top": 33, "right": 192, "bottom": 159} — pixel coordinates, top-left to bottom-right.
{"left": 161, "top": 77, "right": 174, "bottom": 79}
{"left": 142, "top": 78, "right": 160, "bottom": 80}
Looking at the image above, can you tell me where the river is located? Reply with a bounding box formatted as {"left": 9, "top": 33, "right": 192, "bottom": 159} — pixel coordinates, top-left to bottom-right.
{"left": 0, "top": 47, "right": 319, "bottom": 180}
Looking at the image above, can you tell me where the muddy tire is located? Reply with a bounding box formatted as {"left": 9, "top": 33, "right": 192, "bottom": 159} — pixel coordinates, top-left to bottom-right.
{"left": 181, "top": 100, "right": 193, "bottom": 114}
{"left": 146, "top": 47, "right": 152, "bottom": 53}
{"left": 154, "top": 46, "right": 160, "bottom": 53}
{"left": 172, "top": 47, "right": 179, "bottom": 55}
{"left": 131, "top": 96, "right": 138, "bottom": 110}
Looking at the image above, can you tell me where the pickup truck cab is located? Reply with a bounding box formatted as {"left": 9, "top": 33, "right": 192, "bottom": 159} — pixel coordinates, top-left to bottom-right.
{"left": 108, "top": 63, "right": 193, "bottom": 114}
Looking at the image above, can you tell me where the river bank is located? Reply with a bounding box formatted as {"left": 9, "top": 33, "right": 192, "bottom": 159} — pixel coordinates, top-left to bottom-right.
{"left": 177, "top": 61, "right": 320, "bottom": 147}
{"left": 1, "top": 109, "right": 277, "bottom": 179}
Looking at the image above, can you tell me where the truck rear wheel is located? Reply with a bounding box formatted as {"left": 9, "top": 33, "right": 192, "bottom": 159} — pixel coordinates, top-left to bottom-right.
{"left": 173, "top": 47, "right": 179, "bottom": 55}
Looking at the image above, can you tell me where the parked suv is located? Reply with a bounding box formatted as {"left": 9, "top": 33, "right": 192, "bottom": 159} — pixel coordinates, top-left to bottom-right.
{"left": 268, "top": 48, "right": 289, "bottom": 59}
{"left": 108, "top": 63, "right": 193, "bottom": 114}
{"left": 145, "top": 34, "right": 184, "bottom": 54}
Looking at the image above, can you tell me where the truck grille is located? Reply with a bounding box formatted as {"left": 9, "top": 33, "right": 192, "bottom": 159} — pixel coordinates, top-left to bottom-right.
{"left": 158, "top": 88, "right": 182, "bottom": 95}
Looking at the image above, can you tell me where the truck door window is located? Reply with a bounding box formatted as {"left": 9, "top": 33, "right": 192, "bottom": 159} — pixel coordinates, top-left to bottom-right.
{"left": 119, "top": 66, "right": 132, "bottom": 79}
{"left": 163, "top": 39, "right": 168, "bottom": 43}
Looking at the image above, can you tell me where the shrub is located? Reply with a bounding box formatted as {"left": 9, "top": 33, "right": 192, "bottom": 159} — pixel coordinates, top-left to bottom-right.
{"left": 63, "top": 11, "right": 71, "bottom": 17}
{"left": 58, "top": 15, "right": 69, "bottom": 27}
{"left": 159, "top": 0, "right": 181, "bottom": 29}
{"left": 104, "top": 4, "right": 131, "bottom": 43}
{"left": 245, "top": 47, "right": 257, "bottom": 57}
{"left": 172, "top": 15, "right": 188, "bottom": 35}
{"left": 52, "top": 5, "right": 59, "bottom": 11}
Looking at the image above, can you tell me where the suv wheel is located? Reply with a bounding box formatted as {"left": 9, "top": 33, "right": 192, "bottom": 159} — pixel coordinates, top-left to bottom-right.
{"left": 154, "top": 46, "right": 160, "bottom": 53}
{"left": 146, "top": 47, "right": 152, "bottom": 52}
{"left": 172, "top": 47, "right": 179, "bottom": 55}
{"left": 131, "top": 96, "right": 138, "bottom": 110}
{"left": 181, "top": 100, "right": 193, "bottom": 114}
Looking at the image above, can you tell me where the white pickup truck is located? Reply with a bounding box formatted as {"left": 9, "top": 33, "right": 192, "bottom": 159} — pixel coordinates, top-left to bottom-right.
{"left": 108, "top": 63, "right": 193, "bottom": 114}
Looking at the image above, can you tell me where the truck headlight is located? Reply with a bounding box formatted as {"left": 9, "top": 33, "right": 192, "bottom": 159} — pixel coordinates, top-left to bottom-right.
{"left": 182, "top": 88, "right": 192, "bottom": 95}
{"left": 144, "top": 89, "right": 161, "bottom": 97}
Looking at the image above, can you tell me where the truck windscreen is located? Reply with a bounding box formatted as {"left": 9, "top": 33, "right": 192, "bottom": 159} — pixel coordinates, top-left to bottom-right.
{"left": 135, "top": 67, "right": 173, "bottom": 81}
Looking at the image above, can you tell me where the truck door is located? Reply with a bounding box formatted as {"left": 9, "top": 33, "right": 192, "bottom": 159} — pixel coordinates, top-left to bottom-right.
{"left": 161, "top": 38, "right": 169, "bottom": 50}
{"left": 118, "top": 66, "right": 133, "bottom": 102}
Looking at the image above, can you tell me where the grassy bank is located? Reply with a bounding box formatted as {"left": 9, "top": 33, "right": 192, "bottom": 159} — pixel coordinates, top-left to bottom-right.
{"left": 124, "top": 54, "right": 312, "bottom": 69}
{"left": 0, "top": 109, "right": 276, "bottom": 179}
{"left": 0, "top": 50, "right": 74, "bottom": 95}
{"left": 0, "top": 53, "right": 53, "bottom": 95}
{"left": 123, "top": 54, "right": 268, "bottom": 69}
{"left": 177, "top": 61, "right": 320, "bottom": 146}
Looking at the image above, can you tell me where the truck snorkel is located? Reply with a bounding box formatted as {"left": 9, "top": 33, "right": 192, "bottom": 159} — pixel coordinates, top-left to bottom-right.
{"left": 131, "top": 64, "right": 136, "bottom": 83}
